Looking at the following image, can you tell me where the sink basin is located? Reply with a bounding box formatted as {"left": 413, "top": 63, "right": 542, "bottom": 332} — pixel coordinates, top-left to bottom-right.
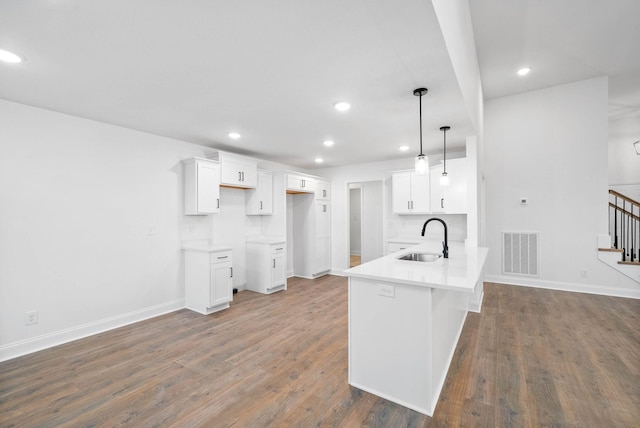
{"left": 397, "top": 252, "right": 442, "bottom": 262}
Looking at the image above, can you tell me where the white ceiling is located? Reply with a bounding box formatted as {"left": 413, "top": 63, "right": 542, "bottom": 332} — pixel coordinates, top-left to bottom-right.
{"left": 1, "top": 1, "right": 638, "bottom": 169}
{"left": 470, "top": 0, "right": 640, "bottom": 122}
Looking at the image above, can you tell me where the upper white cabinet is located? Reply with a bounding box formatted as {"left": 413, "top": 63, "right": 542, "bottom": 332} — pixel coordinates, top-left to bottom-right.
{"left": 315, "top": 180, "right": 331, "bottom": 200}
{"left": 209, "top": 151, "right": 257, "bottom": 189}
{"left": 429, "top": 158, "right": 467, "bottom": 214}
{"left": 287, "top": 173, "right": 316, "bottom": 193}
{"left": 391, "top": 171, "right": 430, "bottom": 214}
{"left": 246, "top": 170, "right": 273, "bottom": 215}
{"left": 182, "top": 158, "right": 220, "bottom": 215}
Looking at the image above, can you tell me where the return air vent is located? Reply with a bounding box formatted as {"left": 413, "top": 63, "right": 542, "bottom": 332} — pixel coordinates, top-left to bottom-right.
{"left": 502, "top": 232, "right": 539, "bottom": 277}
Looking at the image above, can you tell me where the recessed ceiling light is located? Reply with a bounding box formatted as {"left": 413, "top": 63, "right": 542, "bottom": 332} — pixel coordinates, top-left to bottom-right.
{"left": 333, "top": 102, "right": 351, "bottom": 112}
{"left": 315, "top": 157, "right": 324, "bottom": 164}
{"left": 0, "top": 49, "right": 23, "bottom": 63}
{"left": 323, "top": 140, "right": 335, "bottom": 147}
{"left": 228, "top": 132, "right": 241, "bottom": 139}
{"left": 398, "top": 145, "right": 410, "bottom": 152}
{"left": 517, "top": 67, "right": 531, "bottom": 76}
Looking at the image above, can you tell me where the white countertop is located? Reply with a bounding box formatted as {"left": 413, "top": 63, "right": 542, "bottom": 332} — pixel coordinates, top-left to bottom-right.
{"left": 345, "top": 241, "right": 488, "bottom": 293}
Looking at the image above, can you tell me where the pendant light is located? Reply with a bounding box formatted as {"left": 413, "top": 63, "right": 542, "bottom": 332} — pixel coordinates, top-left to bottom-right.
{"left": 440, "top": 126, "right": 450, "bottom": 186}
{"left": 413, "top": 88, "right": 429, "bottom": 175}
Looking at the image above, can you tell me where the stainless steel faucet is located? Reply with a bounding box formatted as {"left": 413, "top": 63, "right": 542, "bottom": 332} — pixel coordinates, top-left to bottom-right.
{"left": 421, "top": 218, "right": 449, "bottom": 258}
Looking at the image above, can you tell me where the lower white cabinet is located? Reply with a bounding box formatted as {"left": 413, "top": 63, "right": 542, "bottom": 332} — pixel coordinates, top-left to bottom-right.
{"left": 246, "top": 240, "right": 287, "bottom": 294}
{"left": 184, "top": 246, "right": 233, "bottom": 314}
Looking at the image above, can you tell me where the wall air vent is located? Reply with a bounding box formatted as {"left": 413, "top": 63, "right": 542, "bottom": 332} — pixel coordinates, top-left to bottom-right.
{"left": 502, "top": 232, "right": 539, "bottom": 277}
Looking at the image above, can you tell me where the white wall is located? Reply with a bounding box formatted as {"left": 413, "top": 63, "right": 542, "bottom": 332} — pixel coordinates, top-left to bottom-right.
{"left": 0, "top": 99, "right": 214, "bottom": 360}
{"left": 484, "top": 77, "right": 640, "bottom": 298}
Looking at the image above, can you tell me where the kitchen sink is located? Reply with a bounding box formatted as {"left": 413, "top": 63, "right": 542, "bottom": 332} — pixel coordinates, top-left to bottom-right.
{"left": 396, "top": 252, "right": 442, "bottom": 262}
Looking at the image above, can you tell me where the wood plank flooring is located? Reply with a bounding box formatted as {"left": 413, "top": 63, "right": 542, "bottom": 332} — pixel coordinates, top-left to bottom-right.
{"left": 350, "top": 255, "right": 361, "bottom": 267}
{"left": 1, "top": 277, "right": 639, "bottom": 427}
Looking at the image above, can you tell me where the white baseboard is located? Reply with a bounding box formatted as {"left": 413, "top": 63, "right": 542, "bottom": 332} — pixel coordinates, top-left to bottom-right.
{"left": 485, "top": 275, "right": 640, "bottom": 300}
{"left": 0, "top": 299, "right": 184, "bottom": 362}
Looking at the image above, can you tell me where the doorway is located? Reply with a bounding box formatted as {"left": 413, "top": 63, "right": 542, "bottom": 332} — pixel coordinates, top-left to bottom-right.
{"left": 348, "top": 181, "right": 383, "bottom": 267}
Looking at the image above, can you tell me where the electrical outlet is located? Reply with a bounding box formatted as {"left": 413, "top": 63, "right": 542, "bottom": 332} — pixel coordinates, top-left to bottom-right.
{"left": 25, "top": 310, "right": 38, "bottom": 325}
{"left": 580, "top": 269, "right": 588, "bottom": 278}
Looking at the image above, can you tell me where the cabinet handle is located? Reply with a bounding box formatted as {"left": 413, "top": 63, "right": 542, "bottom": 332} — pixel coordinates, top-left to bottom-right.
{"left": 260, "top": 201, "right": 263, "bottom": 210}
{"left": 242, "top": 171, "right": 245, "bottom": 181}
{"left": 408, "top": 201, "right": 410, "bottom": 210}
{"left": 323, "top": 204, "right": 326, "bottom": 213}
{"left": 441, "top": 198, "right": 444, "bottom": 209}
{"left": 217, "top": 198, "right": 220, "bottom": 209}
{"left": 230, "top": 267, "right": 233, "bottom": 277}
{"left": 275, "top": 247, "right": 283, "bottom": 251}
{"left": 273, "top": 259, "right": 276, "bottom": 268}
{"left": 411, "top": 201, "right": 414, "bottom": 209}
{"left": 217, "top": 256, "right": 228, "bottom": 259}
{"left": 323, "top": 189, "right": 326, "bottom": 197}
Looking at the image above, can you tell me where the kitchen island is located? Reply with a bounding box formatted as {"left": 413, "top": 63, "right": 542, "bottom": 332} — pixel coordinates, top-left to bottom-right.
{"left": 344, "top": 241, "right": 488, "bottom": 416}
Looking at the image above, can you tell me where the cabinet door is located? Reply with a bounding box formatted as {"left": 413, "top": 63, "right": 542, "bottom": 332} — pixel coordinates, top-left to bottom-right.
{"left": 211, "top": 261, "right": 232, "bottom": 307}
{"left": 259, "top": 171, "right": 273, "bottom": 214}
{"left": 315, "top": 180, "right": 330, "bottom": 200}
{"left": 246, "top": 171, "right": 273, "bottom": 215}
{"left": 315, "top": 201, "right": 331, "bottom": 273}
{"left": 220, "top": 158, "right": 257, "bottom": 188}
{"left": 392, "top": 173, "right": 412, "bottom": 214}
{"left": 197, "top": 161, "right": 220, "bottom": 214}
{"left": 429, "top": 164, "right": 446, "bottom": 213}
{"left": 410, "top": 173, "right": 430, "bottom": 213}
{"left": 430, "top": 159, "right": 467, "bottom": 214}
{"left": 271, "top": 252, "right": 286, "bottom": 289}
{"left": 444, "top": 158, "right": 467, "bottom": 214}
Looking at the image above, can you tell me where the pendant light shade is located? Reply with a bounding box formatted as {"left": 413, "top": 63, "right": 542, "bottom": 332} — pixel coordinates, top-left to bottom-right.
{"left": 440, "top": 126, "right": 450, "bottom": 186}
{"left": 413, "top": 88, "right": 429, "bottom": 175}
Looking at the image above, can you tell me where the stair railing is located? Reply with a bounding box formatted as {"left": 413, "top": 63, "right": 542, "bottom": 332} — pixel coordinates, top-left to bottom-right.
{"left": 609, "top": 189, "right": 640, "bottom": 263}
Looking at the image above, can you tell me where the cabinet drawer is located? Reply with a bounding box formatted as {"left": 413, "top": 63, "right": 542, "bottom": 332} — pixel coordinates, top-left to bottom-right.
{"left": 271, "top": 244, "right": 286, "bottom": 255}
{"left": 210, "top": 250, "right": 232, "bottom": 263}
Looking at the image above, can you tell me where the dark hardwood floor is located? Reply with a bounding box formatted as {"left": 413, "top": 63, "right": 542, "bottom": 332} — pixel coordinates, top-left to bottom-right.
{"left": 1, "top": 277, "right": 639, "bottom": 427}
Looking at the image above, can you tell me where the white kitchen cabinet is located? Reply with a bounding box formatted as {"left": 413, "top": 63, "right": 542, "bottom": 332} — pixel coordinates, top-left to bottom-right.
{"left": 246, "top": 239, "right": 287, "bottom": 294}
{"left": 315, "top": 180, "right": 331, "bottom": 200}
{"left": 246, "top": 170, "right": 273, "bottom": 215}
{"left": 183, "top": 246, "right": 233, "bottom": 315}
{"left": 287, "top": 173, "right": 316, "bottom": 193}
{"left": 182, "top": 158, "right": 220, "bottom": 215}
{"left": 391, "top": 171, "right": 430, "bottom": 214}
{"left": 209, "top": 151, "right": 257, "bottom": 188}
{"left": 314, "top": 201, "right": 331, "bottom": 275}
{"left": 429, "top": 158, "right": 467, "bottom": 214}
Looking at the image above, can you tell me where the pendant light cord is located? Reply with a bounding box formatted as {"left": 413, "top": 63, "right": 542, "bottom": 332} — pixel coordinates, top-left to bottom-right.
{"left": 440, "top": 125, "right": 450, "bottom": 174}
{"left": 419, "top": 93, "right": 424, "bottom": 156}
